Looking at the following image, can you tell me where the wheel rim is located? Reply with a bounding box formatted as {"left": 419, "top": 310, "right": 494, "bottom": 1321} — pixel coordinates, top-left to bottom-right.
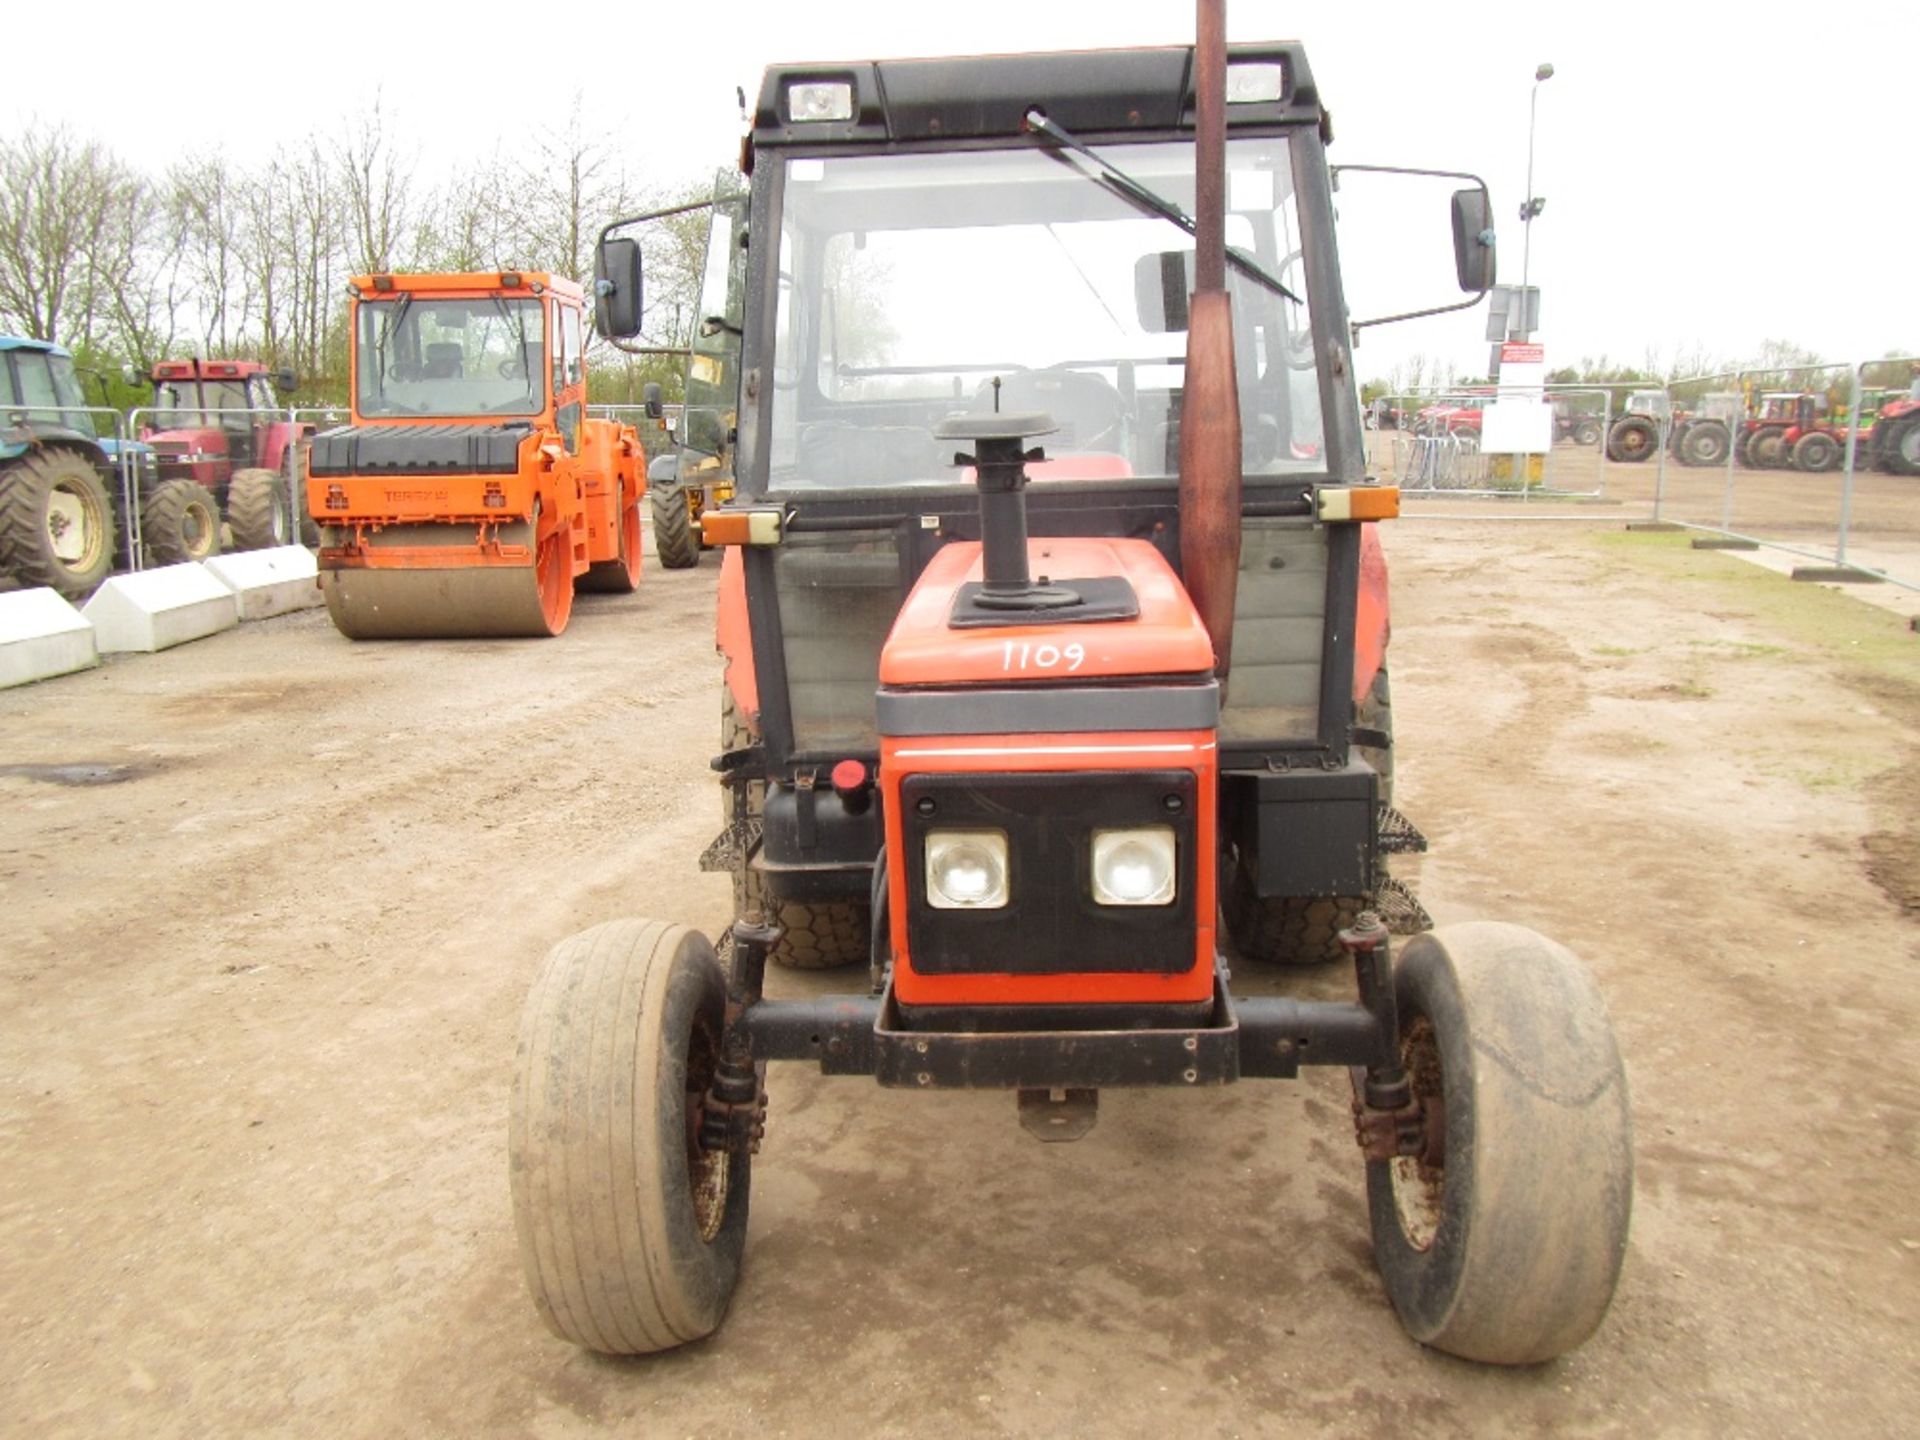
{"left": 683, "top": 1015, "right": 730, "bottom": 1243}
{"left": 270, "top": 490, "right": 289, "bottom": 544}
{"left": 1388, "top": 1015, "right": 1446, "bottom": 1252}
{"left": 45, "top": 481, "right": 106, "bottom": 570}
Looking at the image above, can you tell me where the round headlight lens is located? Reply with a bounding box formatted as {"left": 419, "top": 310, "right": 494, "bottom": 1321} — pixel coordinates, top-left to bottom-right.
{"left": 1091, "top": 827, "right": 1176, "bottom": 906}
{"left": 926, "top": 830, "right": 1009, "bottom": 909}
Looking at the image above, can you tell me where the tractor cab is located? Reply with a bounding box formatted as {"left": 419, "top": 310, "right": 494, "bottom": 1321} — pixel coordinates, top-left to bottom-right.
{"left": 143, "top": 358, "right": 297, "bottom": 483}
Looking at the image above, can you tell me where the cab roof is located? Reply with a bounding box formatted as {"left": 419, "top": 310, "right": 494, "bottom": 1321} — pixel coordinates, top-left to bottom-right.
{"left": 0, "top": 336, "right": 69, "bottom": 358}
{"left": 753, "top": 41, "right": 1320, "bottom": 148}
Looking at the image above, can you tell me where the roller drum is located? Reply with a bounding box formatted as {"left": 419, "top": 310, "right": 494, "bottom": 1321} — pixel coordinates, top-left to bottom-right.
{"left": 318, "top": 521, "right": 573, "bottom": 639}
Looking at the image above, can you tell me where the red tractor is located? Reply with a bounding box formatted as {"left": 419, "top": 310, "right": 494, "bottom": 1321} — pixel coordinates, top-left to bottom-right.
{"left": 1871, "top": 393, "right": 1920, "bottom": 475}
{"left": 516, "top": 28, "right": 1636, "bottom": 1368}
{"left": 141, "top": 358, "right": 315, "bottom": 556}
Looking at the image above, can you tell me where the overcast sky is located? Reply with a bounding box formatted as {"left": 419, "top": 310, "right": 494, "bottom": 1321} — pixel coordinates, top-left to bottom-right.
{"left": 10, "top": 1, "right": 1916, "bottom": 382}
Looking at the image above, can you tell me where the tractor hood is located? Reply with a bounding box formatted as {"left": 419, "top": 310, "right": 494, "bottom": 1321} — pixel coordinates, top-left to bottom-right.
{"left": 879, "top": 538, "right": 1214, "bottom": 693}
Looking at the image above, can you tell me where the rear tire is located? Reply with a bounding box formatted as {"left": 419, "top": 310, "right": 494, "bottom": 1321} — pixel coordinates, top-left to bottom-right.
{"left": 1883, "top": 415, "right": 1920, "bottom": 476}
{"left": 226, "top": 467, "right": 289, "bottom": 550}
{"left": 0, "top": 448, "right": 115, "bottom": 598}
{"left": 1678, "top": 420, "right": 1730, "bottom": 467}
{"left": 1228, "top": 668, "right": 1394, "bottom": 966}
{"left": 509, "top": 918, "right": 749, "bottom": 1354}
{"left": 141, "top": 479, "right": 222, "bottom": 565}
{"left": 722, "top": 687, "right": 870, "bottom": 970}
{"left": 1790, "top": 432, "right": 1840, "bottom": 473}
{"left": 1366, "top": 922, "right": 1633, "bottom": 1364}
{"left": 1744, "top": 427, "right": 1788, "bottom": 469}
{"left": 1605, "top": 416, "right": 1657, "bottom": 463}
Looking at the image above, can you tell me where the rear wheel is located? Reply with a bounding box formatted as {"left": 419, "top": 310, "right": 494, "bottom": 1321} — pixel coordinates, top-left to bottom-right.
{"left": 1790, "top": 432, "right": 1840, "bottom": 473}
{"left": 226, "top": 467, "right": 289, "bottom": 550}
{"left": 1744, "top": 427, "right": 1788, "bottom": 469}
{"left": 1884, "top": 415, "right": 1920, "bottom": 476}
{"left": 1605, "top": 416, "right": 1657, "bottom": 463}
{"left": 509, "top": 918, "right": 748, "bottom": 1354}
{"left": 1678, "top": 420, "right": 1730, "bottom": 467}
{"left": 1227, "top": 667, "right": 1394, "bottom": 966}
{"left": 0, "top": 448, "right": 115, "bottom": 598}
{"left": 577, "top": 481, "right": 643, "bottom": 594}
{"left": 1366, "top": 922, "right": 1633, "bottom": 1364}
{"left": 722, "top": 687, "right": 870, "bottom": 970}
{"left": 142, "top": 479, "right": 222, "bottom": 565}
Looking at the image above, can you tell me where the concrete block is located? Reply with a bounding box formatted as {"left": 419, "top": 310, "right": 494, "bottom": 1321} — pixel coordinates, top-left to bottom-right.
{"left": 81, "top": 563, "right": 239, "bottom": 653}
{"left": 0, "top": 588, "right": 98, "bottom": 688}
{"left": 204, "top": 546, "right": 323, "bottom": 621}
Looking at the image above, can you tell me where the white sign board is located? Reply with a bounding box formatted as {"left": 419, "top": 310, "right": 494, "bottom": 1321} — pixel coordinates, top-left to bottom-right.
{"left": 1486, "top": 341, "right": 1551, "bottom": 454}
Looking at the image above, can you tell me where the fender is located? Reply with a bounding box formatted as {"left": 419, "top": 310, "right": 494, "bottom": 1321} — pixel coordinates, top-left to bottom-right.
{"left": 716, "top": 547, "right": 757, "bottom": 733}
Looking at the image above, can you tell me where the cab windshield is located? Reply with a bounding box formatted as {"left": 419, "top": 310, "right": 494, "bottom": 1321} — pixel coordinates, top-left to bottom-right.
{"left": 768, "top": 135, "right": 1323, "bottom": 492}
{"left": 355, "top": 297, "right": 545, "bottom": 419}
{"left": 152, "top": 379, "right": 248, "bottom": 428}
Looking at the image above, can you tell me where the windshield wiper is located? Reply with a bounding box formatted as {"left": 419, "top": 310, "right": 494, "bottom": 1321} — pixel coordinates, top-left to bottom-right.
{"left": 372, "top": 294, "right": 411, "bottom": 401}
{"left": 1023, "top": 108, "right": 1301, "bottom": 305}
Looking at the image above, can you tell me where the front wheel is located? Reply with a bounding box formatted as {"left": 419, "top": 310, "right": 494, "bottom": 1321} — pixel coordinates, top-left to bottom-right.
{"left": 1366, "top": 922, "right": 1634, "bottom": 1365}
{"left": 509, "top": 919, "right": 749, "bottom": 1354}
{"left": 1883, "top": 415, "right": 1920, "bottom": 477}
{"left": 1791, "top": 432, "right": 1840, "bottom": 473}
{"left": 142, "top": 479, "right": 222, "bottom": 565}
{"left": 1605, "top": 416, "right": 1657, "bottom": 463}
{"left": 0, "top": 448, "right": 115, "bottom": 597}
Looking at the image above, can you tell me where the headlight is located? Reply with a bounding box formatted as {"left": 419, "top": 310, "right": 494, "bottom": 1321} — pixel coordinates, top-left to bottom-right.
{"left": 788, "top": 80, "right": 854, "bottom": 123}
{"left": 926, "top": 830, "right": 1009, "bottom": 910}
{"left": 1091, "top": 827, "right": 1176, "bottom": 906}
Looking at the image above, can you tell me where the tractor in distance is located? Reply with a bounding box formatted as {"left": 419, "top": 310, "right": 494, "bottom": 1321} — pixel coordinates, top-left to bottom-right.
{"left": 1868, "top": 385, "right": 1920, "bottom": 475}
{"left": 514, "top": 29, "right": 1635, "bottom": 1367}
{"left": 640, "top": 378, "right": 734, "bottom": 569}
{"left": 141, "top": 358, "right": 312, "bottom": 555}
{"left": 1668, "top": 392, "right": 1742, "bottom": 468}
{"left": 305, "top": 270, "right": 645, "bottom": 638}
{"left": 1, "top": 335, "right": 246, "bottom": 596}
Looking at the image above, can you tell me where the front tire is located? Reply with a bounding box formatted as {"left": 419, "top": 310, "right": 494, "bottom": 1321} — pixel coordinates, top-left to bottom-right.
{"left": 141, "top": 479, "right": 222, "bottom": 565}
{"left": 1790, "top": 432, "right": 1840, "bottom": 473}
{"left": 1883, "top": 415, "right": 1920, "bottom": 476}
{"left": 1678, "top": 420, "right": 1730, "bottom": 467}
{"left": 509, "top": 919, "right": 749, "bottom": 1354}
{"left": 650, "top": 455, "right": 700, "bottom": 569}
{"left": 1366, "top": 922, "right": 1633, "bottom": 1365}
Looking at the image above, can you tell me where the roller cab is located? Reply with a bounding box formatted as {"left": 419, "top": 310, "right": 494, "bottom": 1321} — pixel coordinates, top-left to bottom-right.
{"left": 310, "top": 271, "right": 644, "bottom": 639}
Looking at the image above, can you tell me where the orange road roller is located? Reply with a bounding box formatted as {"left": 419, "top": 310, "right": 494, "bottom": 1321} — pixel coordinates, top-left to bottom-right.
{"left": 307, "top": 271, "right": 644, "bottom": 638}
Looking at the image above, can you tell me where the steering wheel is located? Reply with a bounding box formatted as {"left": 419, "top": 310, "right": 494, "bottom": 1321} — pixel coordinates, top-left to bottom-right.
{"left": 497, "top": 358, "right": 526, "bottom": 380}
{"left": 976, "top": 367, "right": 1126, "bottom": 453}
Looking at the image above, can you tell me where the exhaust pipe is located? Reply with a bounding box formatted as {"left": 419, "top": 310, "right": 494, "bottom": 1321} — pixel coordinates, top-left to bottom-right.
{"left": 1177, "top": 0, "right": 1243, "bottom": 684}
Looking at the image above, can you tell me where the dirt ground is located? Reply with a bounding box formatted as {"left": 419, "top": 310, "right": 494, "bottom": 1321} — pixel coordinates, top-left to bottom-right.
{"left": 3, "top": 518, "right": 1918, "bottom": 1439}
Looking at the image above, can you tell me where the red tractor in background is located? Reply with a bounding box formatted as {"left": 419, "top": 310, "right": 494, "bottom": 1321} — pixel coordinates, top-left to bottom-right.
{"left": 1871, "top": 391, "right": 1920, "bottom": 475}
{"left": 140, "top": 358, "right": 315, "bottom": 557}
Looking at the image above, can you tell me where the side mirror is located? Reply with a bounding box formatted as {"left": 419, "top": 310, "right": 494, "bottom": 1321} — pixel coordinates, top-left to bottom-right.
{"left": 642, "top": 382, "right": 663, "bottom": 420}
{"left": 594, "top": 237, "right": 643, "bottom": 339}
{"left": 1451, "top": 188, "right": 1496, "bottom": 294}
{"left": 274, "top": 368, "right": 298, "bottom": 392}
{"left": 1133, "top": 250, "right": 1194, "bottom": 334}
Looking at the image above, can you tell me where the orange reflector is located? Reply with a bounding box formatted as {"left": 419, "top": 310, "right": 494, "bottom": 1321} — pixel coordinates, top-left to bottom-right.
{"left": 699, "top": 509, "right": 782, "bottom": 547}
{"left": 1316, "top": 485, "right": 1400, "bottom": 522}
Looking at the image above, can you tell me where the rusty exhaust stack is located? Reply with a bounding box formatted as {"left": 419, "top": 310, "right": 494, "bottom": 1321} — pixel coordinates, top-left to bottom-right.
{"left": 1178, "top": 0, "right": 1242, "bottom": 684}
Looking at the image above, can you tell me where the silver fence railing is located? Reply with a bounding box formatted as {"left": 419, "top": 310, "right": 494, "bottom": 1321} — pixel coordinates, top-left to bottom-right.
{"left": 1371, "top": 385, "right": 1613, "bottom": 500}
{"left": 1654, "top": 357, "right": 1920, "bottom": 590}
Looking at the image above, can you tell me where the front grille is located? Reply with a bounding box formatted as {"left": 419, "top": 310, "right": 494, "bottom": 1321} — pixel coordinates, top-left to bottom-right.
{"left": 903, "top": 769, "right": 1197, "bottom": 976}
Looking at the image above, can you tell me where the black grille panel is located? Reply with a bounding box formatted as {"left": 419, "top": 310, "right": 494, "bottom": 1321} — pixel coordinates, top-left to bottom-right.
{"left": 307, "top": 423, "right": 525, "bottom": 477}
{"left": 903, "top": 769, "right": 1197, "bottom": 976}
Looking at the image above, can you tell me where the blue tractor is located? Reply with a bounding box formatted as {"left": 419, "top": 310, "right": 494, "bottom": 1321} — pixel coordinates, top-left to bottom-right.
{"left": 0, "top": 337, "right": 218, "bottom": 599}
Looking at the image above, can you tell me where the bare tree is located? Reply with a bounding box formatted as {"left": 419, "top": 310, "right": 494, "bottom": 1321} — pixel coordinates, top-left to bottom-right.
{"left": 338, "top": 100, "right": 415, "bottom": 275}
{"left": 0, "top": 125, "right": 143, "bottom": 344}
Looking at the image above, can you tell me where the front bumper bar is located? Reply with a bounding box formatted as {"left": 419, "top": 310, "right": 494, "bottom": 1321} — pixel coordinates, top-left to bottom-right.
{"left": 738, "top": 976, "right": 1386, "bottom": 1089}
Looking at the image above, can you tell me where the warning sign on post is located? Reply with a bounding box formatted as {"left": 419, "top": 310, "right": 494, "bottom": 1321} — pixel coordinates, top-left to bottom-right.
{"left": 1500, "top": 342, "right": 1545, "bottom": 366}
{"left": 1486, "top": 342, "right": 1551, "bottom": 454}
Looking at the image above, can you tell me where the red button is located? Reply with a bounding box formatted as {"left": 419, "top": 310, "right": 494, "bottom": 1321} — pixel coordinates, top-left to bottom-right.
{"left": 831, "top": 759, "right": 867, "bottom": 794}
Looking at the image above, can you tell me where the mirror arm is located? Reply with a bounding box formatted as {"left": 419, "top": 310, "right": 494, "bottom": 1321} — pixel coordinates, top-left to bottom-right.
{"left": 596, "top": 196, "right": 715, "bottom": 251}
{"left": 1349, "top": 289, "right": 1490, "bottom": 341}
{"left": 601, "top": 340, "right": 695, "bottom": 357}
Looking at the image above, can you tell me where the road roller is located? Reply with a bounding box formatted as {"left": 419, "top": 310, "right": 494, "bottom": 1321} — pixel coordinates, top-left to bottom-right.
{"left": 307, "top": 271, "right": 644, "bottom": 638}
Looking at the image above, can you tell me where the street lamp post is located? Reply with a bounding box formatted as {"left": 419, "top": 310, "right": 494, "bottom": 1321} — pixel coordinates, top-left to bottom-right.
{"left": 1517, "top": 62, "right": 1554, "bottom": 340}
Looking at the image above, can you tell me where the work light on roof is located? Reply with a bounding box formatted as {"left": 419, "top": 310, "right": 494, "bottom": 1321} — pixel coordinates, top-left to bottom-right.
{"left": 1225, "top": 60, "right": 1285, "bottom": 104}
{"left": 788, "top": 80, "right": 853, "bottom": 123}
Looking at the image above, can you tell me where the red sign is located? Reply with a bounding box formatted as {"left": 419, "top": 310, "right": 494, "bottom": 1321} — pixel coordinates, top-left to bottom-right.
{"left": 1500, "top": 343, "right": 1545, "bottom": 364}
